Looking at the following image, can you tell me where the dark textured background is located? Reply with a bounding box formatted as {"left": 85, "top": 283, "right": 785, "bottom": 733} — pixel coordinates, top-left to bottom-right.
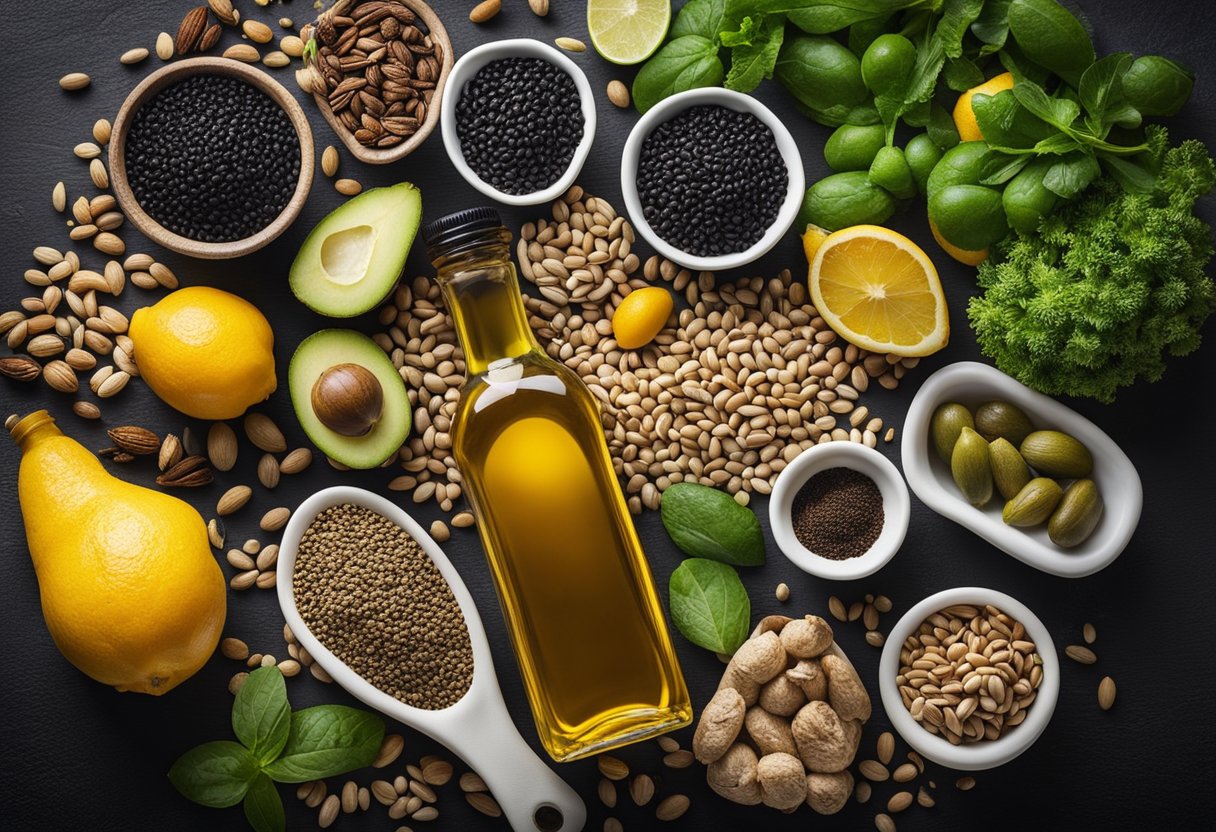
{"left": 1, "top": 2, "right": 1213, "bottom": 830}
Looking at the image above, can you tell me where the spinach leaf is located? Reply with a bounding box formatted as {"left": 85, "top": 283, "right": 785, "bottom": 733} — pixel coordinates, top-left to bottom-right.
{"left": 1007, "top": 0, "right": 1095, "bottom": 85}
{"left": 779, "top": 0, "right": 926, "bottom": 34}
{"left": 168, "top": 741, "right": 259, "bottom": 809}
{"left": 725, "top": 15, "right": 787, "bottom": 93}
{"left": 978, "top": 152, "right": 1032, "bottom": 185}
{"left": 971, "top": 89, "right": 1058, "bottom": 149}
{"left": 943, "top": 56, "right": 985, "bottom": 92}
{"left": 935, "top": 0, "right": 985, "bottom": 59}
{"left": 633, "top": 36, "right": 725, "bottom": 113}
{"left": 1078, "top": 52, "right": 1134, "bottom": 135}
{"left": 928, "top": 101, "right": 961, "bottom": 149}
{"left": 263, "top": 706, "right": 384, "bottom": 783}
{"left": 971, "top": 0, "right": 1012, "bottom": 53}
{"left": 997, "top": 40, "right": 1052, "bottom": 86}
{"left": 668, "top": 558, "right": 750, "bottom": 654}
{"left": 672, "top": 0, "right": 727, "bottom": 41}
{"left": 1010, "top": 81, "right": 1080, "bottom": 132}
{"left": 1043, "top": 151, "right": 1101, "bottom": 198}
{"left": 1099, "top": 152, "right": 1158, "bottom": 194}
{"left": 243, "top": 773, "right": 285, "bottom": 832}
{"left": 232, "top": 666, "right": 291, "bottom": 766}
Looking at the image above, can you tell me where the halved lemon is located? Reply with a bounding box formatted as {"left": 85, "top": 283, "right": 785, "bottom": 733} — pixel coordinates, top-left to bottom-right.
{"left": 588, "top": 0, "right": 671, "bottom": 65}
{"left": 808, "top": 225, "right": 949, "bottom": 357}
{"left": 929, "top": 217, "right": 989, "bottom": 266}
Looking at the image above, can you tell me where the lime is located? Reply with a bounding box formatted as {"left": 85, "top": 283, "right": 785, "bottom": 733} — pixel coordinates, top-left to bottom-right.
{"left": 588, "top": 0, "right": 671, "bottom": 66}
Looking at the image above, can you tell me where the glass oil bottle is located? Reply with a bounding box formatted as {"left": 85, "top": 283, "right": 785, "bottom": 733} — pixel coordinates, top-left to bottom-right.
{"left": 424, "top": 208, "right": 692, "bottom": 762}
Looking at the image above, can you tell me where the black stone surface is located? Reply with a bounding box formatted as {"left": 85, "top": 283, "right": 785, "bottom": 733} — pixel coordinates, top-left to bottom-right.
{"left": 1, "top": 2, "right": 1213, "bottom": 830}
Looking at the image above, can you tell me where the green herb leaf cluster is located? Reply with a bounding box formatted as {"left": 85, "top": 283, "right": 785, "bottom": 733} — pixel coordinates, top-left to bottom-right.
{"left": 668, "top": 558, "right": 751, "bottom": 653}
{"left": 168, "top": 667, "right": 385, "bottom": 832}
{"left": 968, "top": 127, "right": 1216, "bottom": 402}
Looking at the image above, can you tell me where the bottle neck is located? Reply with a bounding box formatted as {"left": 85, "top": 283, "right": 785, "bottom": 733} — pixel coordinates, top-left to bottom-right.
{"left": 10, "top": 410, "right": 62, "bottom": 452}
{"left": 433, "top": 235, "right": 538, "bottom": 377}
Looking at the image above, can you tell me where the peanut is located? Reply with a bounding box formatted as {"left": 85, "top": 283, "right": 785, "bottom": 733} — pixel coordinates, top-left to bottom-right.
{"left": 806, "top": 770, "right": 854, "bottom": 815}
{"left": 733, "top": 630, "right": 786, "bottom": 684}
{"left": 744, "top": 707, "right": 798, "bottom": 758}
{"left": 792, "top": 701, "right": 860, "bottom": 773}
{"left": 758, "top": 672, "right": 808, "bottom": 717}
{"left": 780, "top": 615, "right": 834, "bottom": 658}
{"left": 717, "top": 659, "right": 761, "bottom": 705}
{"left": 756, "top": 752, "right": 807, "bottom": 810}
{"left": 692, "top": 687, "right": 745, "bottom": 765}
{"left": 821, "top": 654, "right": 872, "bottom": 722}
{"left": 706, "top": 743, "right": 762, "bottom": 806}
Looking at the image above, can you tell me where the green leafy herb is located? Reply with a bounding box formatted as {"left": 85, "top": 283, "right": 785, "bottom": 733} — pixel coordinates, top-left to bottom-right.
{"left": 660, "top": 482, "right": 766, "bottom": 566}
{"left": 168, "top": 741, "right": 259, "bottom": 809}
{"left": 1041, "top": 151, "right": 1100, "bottom": 198}
{"left": 671, "top": 0, "right": 728, "bottom": 40}
{"left": 723, "top": 15, "right": 787, "bottom": 92}
{"left": 970, "top": 0, "right": 1012, "bottom": 53}
{"left": 1006, "top": 0, "right": 1095, "bottom": 85}
{"left": 969, "top": 126, "right": 1216, "bottom": 402}
{"left": 231, "top": 661, "right": 291, "bottom": 765}
{"left": 243, "top": 774, "right": 285, "bottom": 832}
{"left": 668, "top": 558, "right": 751, "bottom": 653}
{"left": 632, "top": 35, "right": 725, "bottom": 113}
{"left": 263, "top": 706, "right": 385, "bottom": 783}
{"left": 168, "top": 667, "right": 385, "bottom": 832}
{"left": 781, "top": 0, "right": 927, "bottom": 34}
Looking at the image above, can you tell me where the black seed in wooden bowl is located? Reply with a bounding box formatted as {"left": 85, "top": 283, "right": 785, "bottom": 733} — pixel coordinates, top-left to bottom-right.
{"left": 123, "top": 74, "right": 300, "bottom": 242}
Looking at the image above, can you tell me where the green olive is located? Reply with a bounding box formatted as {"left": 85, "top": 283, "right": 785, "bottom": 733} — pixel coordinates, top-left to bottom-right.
{"left": 904, "top": 134, "right": 943, "bottom": 196}
{"left": 869, "top": 146, "right": 917, "bottom": 200}
{"left": 1002, "top": 159, "right": 1058, "bottom": 235}
{"left": 798, "top": 172, "right": 898, "bottom": 232}
{"left": 861, "top": 34, "right": 917, "bottom": 96}
{"left": 824, "top": 124, "right": 887, "bottom": 172}
{"left": 1122, "top": 55, "right": 1194, "bottom": 117}
{"left": 926, "top": 141, "right": 991, "bottom": 197}
{"left": 928, "top": 185, "right": 1010, "bottom": 251}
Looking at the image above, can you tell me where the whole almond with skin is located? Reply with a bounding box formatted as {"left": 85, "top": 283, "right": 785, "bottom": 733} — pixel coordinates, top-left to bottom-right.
{"left": 199, "top": 23, "right": 222, "bottom": 52}
{"left": 59, "top": 73, "right": 91, "bottom": 90}
{"left": 0, "top": 356, "right": 41, "bottom": 382}
{"left": 208, "top": 422, "right": 238, "bottom": 471}
{"left": 73, "top": 401, "right": 101, "bottom": 420}
{"left": 245, "top": 412, "right": 287, "bottom": 452}
{"left": 258, "top": 453, "right": 280, "bottom": 489}
{"left": 159, "top": 434, "right": 183, "bottom": 471}
{"left": 156, "top": 455, "right": 213, "bottom": 487}
{"left": 469, "top": 0, "right": 502, "bottom": 24}
{"left": 176, "top": 6, "right": 210, "bottom": 55}
{"left": 529, "top": 0, "right": 550, "bottom": 16}
{"left": 1098, "top": 676, "right": 1116, "bottom": 710}
{"left": 108, "top": 426, "right": 160, "bottom": 455}
{"left": 224, "top": 44, "right": 260, "bottom": 62}
{"left": 279, "top": 447, "right": 312, "bottom": 474}
{"left": 243, "top": 20, "right": 273, "bottom": 43}
{"left": 120, "top": 48, "right": 149, "bottom": 65}
{"left": 217, "top": 485, "right": 253, "bottom": 515}
{"left": 208, "top": 0, "right": 237, "bottom": 26}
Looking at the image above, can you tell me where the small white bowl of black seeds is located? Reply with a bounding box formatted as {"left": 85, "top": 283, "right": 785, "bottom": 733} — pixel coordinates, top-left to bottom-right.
{"left": 621, "top": 87, "right": 805, "bottom": 272}
{"left": 110, "top": 57, "right": 314, "bottom": 259}
{"left": 441, "top": 39, "right": 596, "bottom": 206}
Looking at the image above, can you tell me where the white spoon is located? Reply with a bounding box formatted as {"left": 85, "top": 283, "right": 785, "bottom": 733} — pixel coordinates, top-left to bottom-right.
{"left": 277, "top": 485, "right": 586, "bottom": 832}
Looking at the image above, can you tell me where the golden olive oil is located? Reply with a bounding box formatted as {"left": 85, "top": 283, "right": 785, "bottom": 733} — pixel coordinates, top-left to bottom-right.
{"left": 427, "top": 211, "right": 691, "bottom": 762}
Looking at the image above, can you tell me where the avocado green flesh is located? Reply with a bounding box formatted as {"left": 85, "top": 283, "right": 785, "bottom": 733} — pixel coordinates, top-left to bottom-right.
{"left": 289, "top": 182, "right": 421, "bottom": 317}
{"left": 289, "top": 329, "right": 411, "bottom": 469}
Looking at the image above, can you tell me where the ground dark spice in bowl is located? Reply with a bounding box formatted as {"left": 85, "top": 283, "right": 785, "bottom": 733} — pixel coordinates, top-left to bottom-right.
{"left": 791, "top": 467, "right": 884, "bottom": 559}
{"left": 293, "top": 504, "right": 473, "bottom": 709}
{"left": 455, "top": 56, "right": 583, "bottom": 195}
{"left": 124, "top": 74, "right": 300, "bottom": 242}
{"left": 636, "top": 104, "right": 787, "bottom": 257}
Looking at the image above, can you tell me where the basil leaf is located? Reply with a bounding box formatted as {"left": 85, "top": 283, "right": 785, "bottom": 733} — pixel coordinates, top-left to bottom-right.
{"left": 671, "top": 0, "right": 727, "bottom": 41}
{"left": 1098, "top": 153, "right": 1157, "bottom": 194}
{"left": 978, "top": 152, "right": 1032, "bottom": 186}
{"left": 934, "top": 0, "right": 985, "bottom": 60}
{"left": 783, "top": 0, "right": 926, "bottom": 34}
{"left": 927, "top": 101, "right": 961, "bottom": 150}
{"left": 1007, "top": 0, "right": 1095, "bottom": 86}
{"left": 668, "top": 558, "right": 750, "bottom": 654}
{"left": 1078, "top": 52, "right": 1134, "bottom": 134}
{"left": 971, "top": 90, "right": 1058, "bottom": 149}
{"left": 1042, "top": 151, "right": 1100, "bottom": 198}
{"left": 168, "top": 741, "right": 259, "bottom": 808}
{"left": 263, "top": 706, "right": 384, "bottom": 783}
{"left": 997, "top": 40, "right": 1052, "bottom": 86}
{"left": 943, "top": 57, "right": 985, "bottom": 92}
{"left": 970, "top": 0, "right": 1012, "bottom": 52}
{"left": 243, "top": 773, "right": 285, "bottom": 832}
{"left": 720, "top": 15, "right": 761, "bottom": 47}
{"left": 1028, "top": 133, "right": 1082, "bottom": 154}
{"left": 725, "top": 16, "right": 786, "bottom": 93}
{"left": 231, "top": 667, "right": 291, "bottom": 765}
{"left": 632, "top": 36, "right": 725, "bottom": 113}
{"left": 1010, "top": 81, "right": 1080, "bottom": 132}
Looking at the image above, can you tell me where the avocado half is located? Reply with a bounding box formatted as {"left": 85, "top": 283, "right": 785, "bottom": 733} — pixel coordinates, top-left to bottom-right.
{"left": 289, "top": 329, "right": 411, "bottom": 469}
{"left": 289, "top": 182, "right": 421, "bottom": 317}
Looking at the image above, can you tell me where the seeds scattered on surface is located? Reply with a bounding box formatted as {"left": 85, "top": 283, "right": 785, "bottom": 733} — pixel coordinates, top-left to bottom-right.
{"left": 956, "top": 776, "right": 976, "bottom": 791}
{"left": 597, "top": 778, "right": 616, "bottom": 808}
{"left": 663, "top": 749, "right": 694, "bottom": 768}
{"left": 891, "top": 763, "right": 918, "bottom": 783}
{"left": 859, "top": 759, "right": 890, "bottom": 782}
{"left": 321, "top": 145, "right": 339, "bottom": 178}
{"left": 874, "top": 812, "right": 896, "bottom": 832}
{"left": 1065, "top": 644, "right": 1097, "bottom": 665}
{"left": 429, "top": 519, "right": 450, "bottom": 543}
{"left": 1082, "top": 622, "right": 1097, "bottom": 644}
{"left": 607, "top": 80, "right": 630, "bottom": 108}
{"left": 245, "top": 412, "right": 287, "bottom": 452}
{"left": 459, "top": 772, "right": 487, "bottom": 793}
{"left": 121, "top": 47, "right": 150, "bottom": 65}
{"left": 221, "top": 637, "right": 249, "bottom": 660}
{"left": 59, "top": 73, "right": 91, "bottom": 91}
{"left": 156, "top": 32, "right": 175, "bottom": 60}
{"left": 1098, "top": 676, "right": 1116, "bottom": 710}
{"left": 466, "top": 790, "right": 502, "bottom": 817}
{"left": 529, "top": 0, "right": 550, "bottom": 16}
{"left": 335, "top": 178, "right": 363, "bottom": 196}
{"left": 258, "top": 453, "right": 281, "bottom": 489}
{"left": 828, "top": 595, "right": 848, "bottom": 622}
{"left": 630, "top": 774, "right": 655, "bottom": 806}
{"left": 373, "top": 733, "right": 405, "bottom": 768}
{"left": 280, "top": 447, "right": 313, "bottom": 474}
{"left": 655, "top": 794, "right": 690, "bottom": 821}
{"left": 469, "top": 0, "right": 502, "bottom": 24}
{"left": 877, "top": 731, "right": 894, "bottom": 765}
{"left": 217, "top": 484, "right": 253, "bottom": 515}
{"left": 260, "top": 507, "right": 291, "bottom": 532}
{"left": 228, "top": 671, "right": 249, "bottom": 694}
{"left": 598, "top": 755, "right": 629, "bottom": 781}
{"left": 207, "top": 422, "right": 238, "bottom": 471}
{"left": 157, "top": 454, "right": 214, "bottom": 487}
{"left": 775, "top": 582, "right": 790, "bottom": 602}
{"left": 72, "top": 401, "right": 101, "bottom": 420}
{"left": 223, "top": 43, "right": 260, "bottom": 62}
{"left": 555, "top": 37, "right": 586, "bottom": 52}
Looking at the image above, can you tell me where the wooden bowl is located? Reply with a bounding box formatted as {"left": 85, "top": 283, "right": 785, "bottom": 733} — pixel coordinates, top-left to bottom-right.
{"left": 109, "top": 57, "right": 315, "bottom": 260}
{"left": 305, "top": 0, "right": 453, "bottom": 165}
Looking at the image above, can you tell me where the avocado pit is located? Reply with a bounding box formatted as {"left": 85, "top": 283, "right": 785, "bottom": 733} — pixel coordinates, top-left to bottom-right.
{"left": 311, "top": 363, "right": 384, "bottom": 437}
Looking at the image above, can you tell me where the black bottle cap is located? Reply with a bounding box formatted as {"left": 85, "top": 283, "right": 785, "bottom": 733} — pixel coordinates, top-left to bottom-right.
{"left": 422, "top": 207, "right": 503, "bottom": 254}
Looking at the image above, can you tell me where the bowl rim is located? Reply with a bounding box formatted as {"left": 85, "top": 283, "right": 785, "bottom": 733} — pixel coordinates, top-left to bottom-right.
{"left": 108, "top": 56, "right": 315, "bottom": 260}
{"left": 619, "top": 87, "right": 806, "bottom": 272}
{"left": 440, "top": 38, "right": 597, "bottom": 206}
{"left": 900, "top": 361, "right": 1142, "bottom": 578}
{"left": 307, "top": 0, "right": 453, "bottom": 165}
{"left": 768, "top": 442, "right": 910, "bottom": 580}
{"left": 878, "top": 586, "right": 1060, "bottom": 771}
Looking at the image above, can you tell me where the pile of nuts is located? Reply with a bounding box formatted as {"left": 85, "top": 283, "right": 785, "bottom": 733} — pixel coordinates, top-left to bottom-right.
{"left": 298, "top": 0, "right": 444, "bottom": 149}
{"left": 377, "top": 187, "right": 915, "bottom": 514}
{"left": 692, "top": 614, "right": 870, "bottom": 815}
{"left": 896, "top": 604, "right": 1043, "bottom": 744}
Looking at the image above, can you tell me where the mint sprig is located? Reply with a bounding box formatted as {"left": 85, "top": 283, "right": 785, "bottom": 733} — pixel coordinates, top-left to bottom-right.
{"left": 168, "top": 666, "right": 385, "bottom": 832}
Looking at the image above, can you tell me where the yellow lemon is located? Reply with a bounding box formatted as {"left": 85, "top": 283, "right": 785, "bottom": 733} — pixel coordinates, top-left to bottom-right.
{"left": 802, "top": 223, "right": 832, "bottom": 264}
{"left": 929, "top": 217, "right": 989, "bottom": 266}
{"left": 130, "top": 286, "right": 277, "bottom": 420}
{"left": 953, "top": 72, "right": 1015, "bottom": 143}
{"left": 809, "top": 224, "right": 949, "bottom": 357}
{"left": 612, "top": 286, "right": 674, "bottom": 349}
{"left": 12, "top": 411, "right": 225, "bottom": 695}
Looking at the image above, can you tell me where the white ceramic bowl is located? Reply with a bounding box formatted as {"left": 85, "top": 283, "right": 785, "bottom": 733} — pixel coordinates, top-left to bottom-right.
{"left": 620, "top": 87, "right": 805, "bottom": 272}
{"left": 879, "top": 587, "right": 1059, "bottom": 771}
{"left": 769, "top": 442, "right": 910, "bottom": 580}
{"left": 440, "top": 39, "right": 597, "bottom": 206}
{"left": 902, "top": 361, "right": 1141, "bottom": 578}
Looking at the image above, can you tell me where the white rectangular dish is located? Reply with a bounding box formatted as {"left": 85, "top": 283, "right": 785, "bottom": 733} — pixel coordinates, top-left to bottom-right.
{"left": 901, "top": 362, "right": 1141, "bottom": 577}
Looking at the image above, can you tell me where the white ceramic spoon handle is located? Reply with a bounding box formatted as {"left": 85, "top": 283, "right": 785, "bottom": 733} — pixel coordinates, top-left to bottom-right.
{"left": 444, "top": 700, "right": 586, "bottom": 832}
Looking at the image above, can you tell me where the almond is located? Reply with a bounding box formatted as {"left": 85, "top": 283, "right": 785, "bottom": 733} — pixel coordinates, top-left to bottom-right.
{"left": 223, "top": 43, "right": 260, "bottom": 62}
{"left": 207, "top": 421, "right": 238, "bottom": 471}
{"left": 217, "top": 484, "right": 253, "bottom": 515}
{"left": 245, "top": 412, "right": 286, "bottom": 452}
{"left": 108, "top": 425, "right": 160, "bottom": 454}
{"left": 156, "top": 455, "right": 214, "bottom": 487}
{"left": 199, "top": 22, "right": 222, "bottom": 52}
{"left": 175, "top": 6, "right": 210, "bottom": 55}
{"left": 279, "top": 447, "right": 313, "bottom": 474}
{"left": 469, "top": 0, "right": 502, "bottom": 24}
{"left": 242, "top": 19, "right": 273, "bottom": 43}
{"left": 0, "top": 355, "right": 41, "bottom": 381}
{"left": 208, "top": 0, "right": 237, "bottom": 26}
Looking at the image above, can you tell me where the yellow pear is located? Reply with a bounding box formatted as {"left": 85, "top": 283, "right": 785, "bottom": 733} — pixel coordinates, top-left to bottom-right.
{"left": 12, "top": 411, "right": 225, "bottom": 694}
